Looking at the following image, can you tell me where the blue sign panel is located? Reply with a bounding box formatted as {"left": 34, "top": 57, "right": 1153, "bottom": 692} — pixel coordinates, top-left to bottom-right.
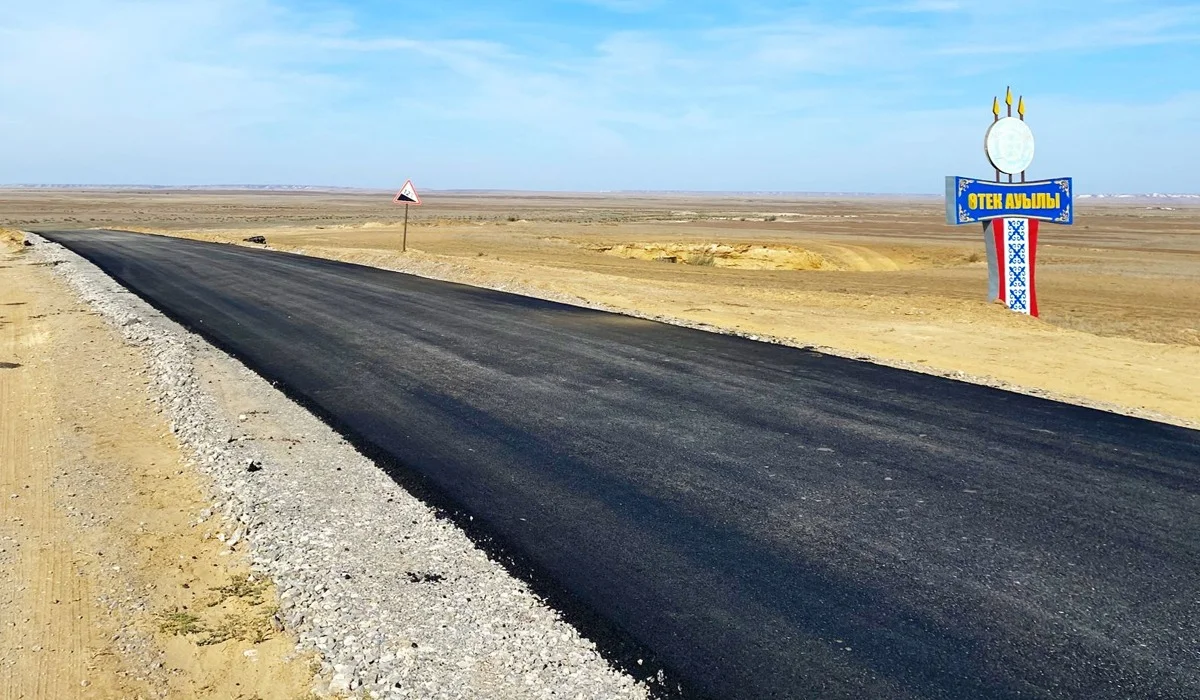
{"left": 945, "top": 176, "right": 1073, "bottom": 225}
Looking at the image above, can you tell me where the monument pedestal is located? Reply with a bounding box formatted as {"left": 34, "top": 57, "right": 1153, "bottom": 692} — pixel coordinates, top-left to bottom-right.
{"left": 983, "top": 217, "right": 1039, "bottom": 316}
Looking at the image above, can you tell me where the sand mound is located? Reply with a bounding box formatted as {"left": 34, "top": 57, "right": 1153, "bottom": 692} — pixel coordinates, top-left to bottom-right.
{"left": 593, "top": 243, "right": 833, "bottom": 270}
{"left": 588, "top": 242, "right": 918, "bottom": 271}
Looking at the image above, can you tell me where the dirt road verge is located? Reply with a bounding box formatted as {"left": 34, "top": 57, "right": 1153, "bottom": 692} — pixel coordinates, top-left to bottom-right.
{"left": 0, "top": 237, "right": 319, "bottom": 698}
{"left": 20, "top": 232, "right": 651, "bottom": 698}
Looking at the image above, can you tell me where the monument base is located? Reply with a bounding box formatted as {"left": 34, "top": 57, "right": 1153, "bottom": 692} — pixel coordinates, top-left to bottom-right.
{"left": 983, "top": 217, "right": 1039, "bottom": 317}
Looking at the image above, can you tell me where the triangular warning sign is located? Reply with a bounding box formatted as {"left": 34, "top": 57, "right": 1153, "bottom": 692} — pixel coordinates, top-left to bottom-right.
{"left": 394, "top": 180, "right": 421, "bottom": 205}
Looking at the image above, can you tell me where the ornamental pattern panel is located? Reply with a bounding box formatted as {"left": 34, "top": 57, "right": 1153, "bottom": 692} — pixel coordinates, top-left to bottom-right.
{"left": 1004, "top": 219, "right": 1030, "bottom": 314}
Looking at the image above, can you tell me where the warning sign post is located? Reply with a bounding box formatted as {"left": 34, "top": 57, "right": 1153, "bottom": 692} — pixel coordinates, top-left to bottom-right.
{"left": 393, "top": 180, "right": 421, "bottom": 252}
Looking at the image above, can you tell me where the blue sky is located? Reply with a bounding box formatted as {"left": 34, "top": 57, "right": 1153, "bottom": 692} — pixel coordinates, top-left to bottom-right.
{"left": 2, "top": 0, "right": 1199, "bottom": 193}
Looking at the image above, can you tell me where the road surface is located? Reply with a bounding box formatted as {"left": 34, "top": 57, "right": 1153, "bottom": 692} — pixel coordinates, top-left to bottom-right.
{"left": 39, "top": 229, "right": 1200, "bottom": 699}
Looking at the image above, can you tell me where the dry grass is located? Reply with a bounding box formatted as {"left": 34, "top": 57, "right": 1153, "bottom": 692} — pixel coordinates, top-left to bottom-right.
{"left": 158, "top": 609, "right": 204, "bottom": 636}
{"left": 195, "top": 609, "right": 278, "bottom": 647}
{"left": 155, "top": 573, "right": 278, "bottom": 646}
{"left": 207, "top": 573, "right": 270, "bottom": 607}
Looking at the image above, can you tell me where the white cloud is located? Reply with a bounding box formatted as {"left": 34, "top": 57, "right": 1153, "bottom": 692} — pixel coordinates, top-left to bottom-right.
{"left": 0, "top": 0, "right": 1196, "bottom": 191}
{"left": 940, "top": 5, "right": 1200, "bottom": 55}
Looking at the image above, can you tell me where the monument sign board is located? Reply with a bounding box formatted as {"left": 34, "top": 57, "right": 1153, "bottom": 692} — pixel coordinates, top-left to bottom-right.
{"left": 945, "top": 88, "right": 1074, "bottom": 317}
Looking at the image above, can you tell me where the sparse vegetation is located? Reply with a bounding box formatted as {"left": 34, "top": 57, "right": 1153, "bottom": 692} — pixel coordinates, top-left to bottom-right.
{"left": 686, "top": 250, "right": 717, "bottom": 266}
{"left": 155, "top": 574, "right": 279, "bottom": 647}
{"left": 159, "top": 604, "right": 278, "bottom": 646}
{"left": 157, "top": 609, "right": 204, "bottom": 636}
{"left": 208, "top": 573, "right": 269, "bottom": 607}
{"left": 197, "top": 609, "right": 277, "bottom": 646}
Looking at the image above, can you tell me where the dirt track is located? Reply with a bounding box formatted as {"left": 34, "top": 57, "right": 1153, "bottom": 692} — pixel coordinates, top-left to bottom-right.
{"left": 0, "top": 236, "right": 317, "bottom": 699}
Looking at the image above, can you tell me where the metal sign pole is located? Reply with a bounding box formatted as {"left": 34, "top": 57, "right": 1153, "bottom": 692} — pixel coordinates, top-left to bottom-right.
{"left": 403, "top": 204, "right": 409, "bottom": 253}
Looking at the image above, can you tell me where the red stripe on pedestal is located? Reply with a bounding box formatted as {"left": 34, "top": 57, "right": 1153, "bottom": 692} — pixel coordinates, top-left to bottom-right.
{"left": 1028, "top": 219, "right": 1039, "bottom": 317}
{"left": 992, "top": 219, "right": 1007, "bottom": 303}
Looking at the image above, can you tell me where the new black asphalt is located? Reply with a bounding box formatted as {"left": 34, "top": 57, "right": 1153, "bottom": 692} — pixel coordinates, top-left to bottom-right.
{"left": 39, "top": 229, "right": 1200, "bottom": 699}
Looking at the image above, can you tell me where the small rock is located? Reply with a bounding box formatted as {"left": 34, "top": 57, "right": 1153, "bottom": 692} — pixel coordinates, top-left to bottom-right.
{"left": 243, "top": 235, "right": 267, "bottom": 244}
{"left": 246, "top": 460, "right": 262, "bottom": 473}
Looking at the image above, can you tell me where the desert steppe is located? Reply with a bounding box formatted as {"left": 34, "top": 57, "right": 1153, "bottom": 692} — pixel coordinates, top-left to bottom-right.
{"left": 2, "top": 188, "right": 1199, "bottom": 696}
{"left": 4, "top": 188, "right": 1199, "bottom": 426}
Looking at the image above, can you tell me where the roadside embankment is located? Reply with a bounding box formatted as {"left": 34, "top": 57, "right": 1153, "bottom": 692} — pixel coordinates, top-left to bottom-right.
{"left": 1, "top": 234, "right": 319, "bottom": 698}
{"left": 20, "top": 231, "right": 649, "bottom": 698}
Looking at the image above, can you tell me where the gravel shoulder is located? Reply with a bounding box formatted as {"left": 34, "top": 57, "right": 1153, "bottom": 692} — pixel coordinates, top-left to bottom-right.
{"left": 0, "top": 238, "right": 318, "bottom": 699}
{"left": 17, "top": 232, "right": 648, "bottom": 698}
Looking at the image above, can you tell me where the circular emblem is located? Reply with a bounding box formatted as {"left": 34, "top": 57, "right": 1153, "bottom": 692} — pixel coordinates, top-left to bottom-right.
{"left": 985, "top": 117, "right": 1035, "bottom": 175}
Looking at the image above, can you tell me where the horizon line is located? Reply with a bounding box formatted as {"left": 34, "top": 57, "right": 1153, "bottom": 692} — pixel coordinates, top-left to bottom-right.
{"left": 2, "top": 184, "right": 1200, "bottom": 199}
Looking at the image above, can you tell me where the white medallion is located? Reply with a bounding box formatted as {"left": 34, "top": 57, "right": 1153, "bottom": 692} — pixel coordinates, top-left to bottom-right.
{"left": 984, "top": 117, "right": 1035, "bottom": 175}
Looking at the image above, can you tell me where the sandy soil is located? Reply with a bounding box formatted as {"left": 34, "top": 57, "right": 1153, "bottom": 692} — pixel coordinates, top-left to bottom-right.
{"left": 3, "top": 190, "right": 1198, "bottom": 428}
{"left": 0, "top": 234, "right": 318, "bottom": 699}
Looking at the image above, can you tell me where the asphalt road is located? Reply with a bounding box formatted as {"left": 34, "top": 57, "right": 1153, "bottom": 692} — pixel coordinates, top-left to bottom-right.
{"left": 40, "top": 229, "right": 1200, "bottom": 699}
